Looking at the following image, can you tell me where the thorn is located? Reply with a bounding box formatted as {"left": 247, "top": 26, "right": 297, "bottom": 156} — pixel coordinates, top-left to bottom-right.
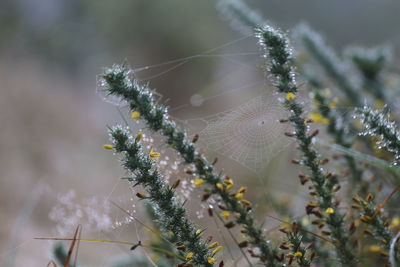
{"left": 171, "top": 179, "right": 181, "bottom": 189}
{"left": 208, "top": 208, "right": 213, "bottom": 217}
{"left": 130, "top": 240, "right": 142, "bottom": 250}
{"left": 321, "top": 158, "right": 329, "bottom": 165}
{"left": 291, "top": 159, "right": 300, "bottom": 164}
{"left": 224, "top": 221, "right": 235, "bottom": 229}
{"left": 192, "top": 134, "right": 199, "bottom": 143}
{"left": 177, "top": 245, "right": 186, "bottom": 251}
{"left": 310, "top": 129, "right": 319, "bottom": 138}
{"left": 238, "top": 241, "right": 248, "bottom": 248}
{"left": 299, "top": 174, "right": 309, "bottom": 185}
{"left": 136, "top": 192, "right": 147, "bottom": 199}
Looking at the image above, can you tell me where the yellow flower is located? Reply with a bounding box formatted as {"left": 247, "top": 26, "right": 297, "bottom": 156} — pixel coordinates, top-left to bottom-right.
{"left": 212, "top": 246, "right": 223, "bottom": 255}
{"left": 103, "top": 144, "right": 113, "bottom": 150}
{"left": 220, "top": 211, "right": 231, "bottom": 220}
{"left": 325, "top": 208, "right": 334, "bottom": 214}
{"left": 149, "top": 147, "right": 161, "bottom": 159}
{"left": 131, "top": 111, "right": 140, "bottom": 120}
{"left": 285, "top": 92, "right": 296, "bottom": 101}
{"left": 294, "top": 251, "right": 303, "bottom": 257}
{"left": 226, "top": 184, "right": 233, "bottom": 190}
{"left": 194, "top": 178, "right": 205, "bottom": 187}
{"left": 235, "top": 212, "right": 241, "bottom": 218}
{"left": 309, "top": 111, "right": 329, "bottom": 124}
{"left": 207, "top": 257, "right": 216, "bottom": 264}
{"left": 185, "top": 252, "right": 194, "bottom": 261}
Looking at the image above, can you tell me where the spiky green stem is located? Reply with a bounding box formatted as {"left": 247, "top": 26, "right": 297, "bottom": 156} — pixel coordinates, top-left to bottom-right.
{"left": 257, "top": 25, "right": 356, "bottom": 265}
{"left": 109, "top": 126, "right": 211, "bottom": 266}
{"left": 356, "top": 106, "right": 400, "bottom": 165}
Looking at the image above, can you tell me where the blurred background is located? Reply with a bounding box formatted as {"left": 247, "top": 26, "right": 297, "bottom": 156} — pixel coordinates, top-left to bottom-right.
{"left": 1, "top": 0, "right": 400, "bottom": 266}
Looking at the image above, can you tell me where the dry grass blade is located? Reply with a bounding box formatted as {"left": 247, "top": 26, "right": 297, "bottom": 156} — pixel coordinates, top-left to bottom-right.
{"left": 376, "top": 184, "right": 400, "bottom": 211}
{"left": 64, "top": 225, "right": 82, "bottom": 267}
{"left": 35, "top": 237, "right": 186, "bottom": 261}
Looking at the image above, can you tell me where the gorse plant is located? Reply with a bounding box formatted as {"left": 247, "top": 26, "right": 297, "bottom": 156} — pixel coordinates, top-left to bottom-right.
{"left": 257, "top": 25, "right": 356, "bottom": 265}
{"left": 107, "top": 125, "right": 213, "bottom": 266}
{"left": 51, "top": 0, "right": 400, "bottom": 266}
{"left": 100, "top": 65, "right": 281, "bottom": 266}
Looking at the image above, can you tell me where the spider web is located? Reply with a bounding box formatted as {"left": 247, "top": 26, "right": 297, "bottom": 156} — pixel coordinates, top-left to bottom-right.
{"left": 73, "top": 34, "right": 316, "bottom": 265}
{"left": 96, "top": 35, "right": 317, "bottom": 176}
{"left": 180, "top": 90, "right": 300, "bottom": 175}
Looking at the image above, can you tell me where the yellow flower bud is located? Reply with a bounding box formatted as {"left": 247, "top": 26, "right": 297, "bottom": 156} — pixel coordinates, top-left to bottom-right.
{"left": 194, "top": 178, "right": 205, "bottom": 187}
{"left": 216, "top": 183, "right": 224, "bottom": 191}
{"left": 225, "top": 183, "right": 233, "bottom": 190}
{"left": 207, "top": 257, "right": 216, "bottom": 264}
{"left": 238, "top": 187, "right": 247, "bottom": 193}
{"left": 241, "top": 199, "right": 252, "bottom": 206}
{"left": 235, "top": 193, "right": 243, "bottom": 200}
{"left": 208, "top": 242, "right": 219, "bottom": 248}
{"left": 294, "top": 251, "right": 303, "bottom": 257}
{"left": 135, "top": 131, "right": 143, "bottom": 142}
{"left": 212, "top": 246, "right": 223, "bottom": 255}
{"left": 390, "top": 217, "right": 400, "bottom": 228}
{"left": 285, "top": 92, "right": 296, "bottom": 101}
{"left": 325, "top": 208, "right": 334, "bottom": 214}
{"left": 185, "top": 252, "right": 194, "bottom": 261}
{"left": 220, "top": 211, "right": 231, "bottom": 220}
{"left": 368, "top": 245, "right": 383, "bottom": 253}
{"left": 309, "top": 112, "right": 329, "bottom": 125}
{"left": 224, "top": 177, "right": 233, "bottom": 185}
{"left": 131, "top": 111, "right": 140, "bottom": 120}
{"left": 103, "top": 144, "right": 113, "bottom": 150}
{"left": 149, "top": 147, "right": 161, "bottom": 159}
